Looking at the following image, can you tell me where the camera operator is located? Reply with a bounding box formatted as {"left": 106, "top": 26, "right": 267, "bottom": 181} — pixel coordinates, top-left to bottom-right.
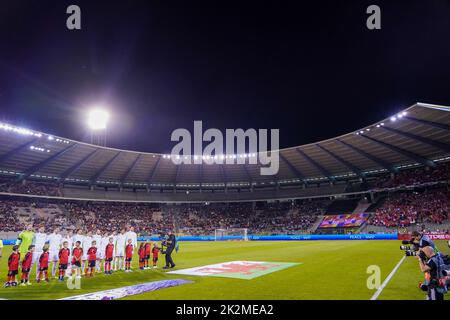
{"left": 417, "top": 246, "right": 447, "bottom": 300}
{"left": 162, "top": 231, "right": 176, "bottom": 269}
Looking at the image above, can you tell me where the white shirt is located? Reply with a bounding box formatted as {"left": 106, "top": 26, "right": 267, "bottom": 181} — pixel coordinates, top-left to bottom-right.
{"left": 73, "top": 234, "right": 85, "bottom": 248}
{"left": 116, "top": 233, "right": 127, "bottom": 253}
{"left": 101, "top": 236, "right": 110, "bottom": 251}
{"left": 82, "top": 236, "right": 93, "bottom": 250}
{"left": 125, "top": 231, "right": 138, "bottom": 248}
{"left": 93, "top": 234, "right": 102, "bottom": 248}
{"left": 34, "top": 232, "right": 48, "bottom": 252}
{"left": 47, "top": 233, "right": 62, "bottom": 252}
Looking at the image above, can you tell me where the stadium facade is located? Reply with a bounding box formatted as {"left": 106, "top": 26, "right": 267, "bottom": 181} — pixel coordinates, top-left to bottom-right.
{"left": 0, "top": 102, "right": 448, "bottom": 203}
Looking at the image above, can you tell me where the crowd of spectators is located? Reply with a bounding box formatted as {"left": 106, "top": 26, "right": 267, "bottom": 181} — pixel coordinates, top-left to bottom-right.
{"left": 0, "top": 201, "right": 21, "bottom": 232}
{"left": 63, "top": 201, "right": 172, "bottom": 234}
{"left": 0, "top": 180, "right": 61, "bottom": 196}
{"left": 0, "top": 200, "right": 67, "bottom": 232}
{"left": 168, "top": 200, "right": 329, "bottom": 235}
{"left": 368, "top": 187, "right": 450, "bottom": 228}
{"left": 1, "top": 186, "right": 448, "bottom": 234}
{"left": 0, "top": 198, "right": 329, "bottom": 236}
{"left": 374, "top": 162, "right": 450, "bottom": 189}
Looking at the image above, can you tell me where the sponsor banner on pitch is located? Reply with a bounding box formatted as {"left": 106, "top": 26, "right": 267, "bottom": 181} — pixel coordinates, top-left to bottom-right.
{"left": 168, "top": 261, "right": 300, "bottom": 279}
{"left": 60, "top": 279, "right": 192, "bottom": 300}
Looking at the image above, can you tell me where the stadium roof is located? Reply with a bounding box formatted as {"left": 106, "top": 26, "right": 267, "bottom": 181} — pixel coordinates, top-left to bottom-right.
{"left": 0, "top": 102, "right": 449, "bottom": 190}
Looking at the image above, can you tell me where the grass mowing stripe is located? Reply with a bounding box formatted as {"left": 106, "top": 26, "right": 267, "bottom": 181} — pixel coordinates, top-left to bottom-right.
{"left": 370, "top": 255, "right": 406, "bottom": 300}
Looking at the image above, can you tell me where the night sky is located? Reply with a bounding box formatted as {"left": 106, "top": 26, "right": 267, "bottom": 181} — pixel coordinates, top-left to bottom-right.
{"left": 1, "top": 1, "right": 450, "bottom": 153}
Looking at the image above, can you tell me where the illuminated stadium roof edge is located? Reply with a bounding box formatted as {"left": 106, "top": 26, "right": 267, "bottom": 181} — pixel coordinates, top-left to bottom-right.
{"left": 0, "top": 102, "right": 449, "bottom": 190}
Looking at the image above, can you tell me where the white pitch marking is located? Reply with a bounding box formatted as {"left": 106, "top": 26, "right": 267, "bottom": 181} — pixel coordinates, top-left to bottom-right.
{"left": 370, "top": 255, "right": 406, "bottom": 300}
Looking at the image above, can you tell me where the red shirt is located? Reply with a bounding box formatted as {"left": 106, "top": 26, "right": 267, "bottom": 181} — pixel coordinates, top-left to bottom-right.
{"left": 105, "top": 243, "right": 114, "bottom": 259}
{"left": 22, "top": 252, "right": 33, "bottom": 269}
{"left": 59, "top": 248, "right": 70, "bottom": 264}
{"left": 138, "top": 246, "right": 146, "bottom": 259}
{"left": 87, "top": 247, "right": 97, "bottom": 261}
{"left": 125, "top": 244, "right": 133, "bottom": 259}
{"left": 39, "top": 252, "right": 49, "bottom": 268}
{"left": 145, "top": 243, "right": 151, "bottom": 255}
{"left": 152, "top": 246, "right": 159, "bottom": 258}
{"left": 8, "top": 252, "right": 20, "bottom": 271}
{"left": 72, "top": 247, "right": 83, "bottom": 263}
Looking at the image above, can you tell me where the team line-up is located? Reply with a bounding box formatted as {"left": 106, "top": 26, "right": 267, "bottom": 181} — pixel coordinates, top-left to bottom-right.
{"left": 4, "top": 225, "right": 161, "bottom": 288}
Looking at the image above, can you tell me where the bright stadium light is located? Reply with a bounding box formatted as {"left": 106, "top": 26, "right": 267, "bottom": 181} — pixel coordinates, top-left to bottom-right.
{"left": 87, "top": 109, "right": 110, "bottom": 130}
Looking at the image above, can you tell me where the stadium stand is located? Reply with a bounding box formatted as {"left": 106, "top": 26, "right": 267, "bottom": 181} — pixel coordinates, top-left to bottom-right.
{"left": 0, "top": 103, "right": 449, "bottom": 237}
{"left": 324, "top": 198, "right": 360, "bottom": 215}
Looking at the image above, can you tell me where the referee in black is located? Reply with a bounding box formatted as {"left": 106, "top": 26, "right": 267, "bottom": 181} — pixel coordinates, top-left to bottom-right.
{"left": 163, "top": 231, "right": 176, "bottom": 269}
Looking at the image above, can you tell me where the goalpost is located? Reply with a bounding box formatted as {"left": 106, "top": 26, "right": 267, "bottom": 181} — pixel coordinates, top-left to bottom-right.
{"left": 214, "top": 228, "right": 249, "bottom": 241}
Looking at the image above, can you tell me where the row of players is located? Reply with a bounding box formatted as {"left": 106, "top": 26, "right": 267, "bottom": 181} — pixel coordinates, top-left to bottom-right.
{"left": 5, "top": 226, "right": 160, "bottom": 287}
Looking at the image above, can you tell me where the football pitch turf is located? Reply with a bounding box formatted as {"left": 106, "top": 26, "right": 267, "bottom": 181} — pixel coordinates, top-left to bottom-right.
{"left": 0, "top": 240, "right": 448, "bottom": 300}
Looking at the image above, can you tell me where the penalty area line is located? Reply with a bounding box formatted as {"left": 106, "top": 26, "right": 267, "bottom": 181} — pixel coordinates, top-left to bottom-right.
{"left": 370, "top": 255, "right": 406, "bottom": 300}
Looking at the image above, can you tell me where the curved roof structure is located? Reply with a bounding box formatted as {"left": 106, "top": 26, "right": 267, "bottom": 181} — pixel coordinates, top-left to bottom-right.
{"left": 0, "top": 102, "right": 449, "bottom": 191}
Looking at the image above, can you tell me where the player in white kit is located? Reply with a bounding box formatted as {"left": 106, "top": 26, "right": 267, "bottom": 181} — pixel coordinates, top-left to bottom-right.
{"left": 47, "top": 228, "right": 62, "bottom": 278}
{"left": 81, "top": 230, "right": 92, "bottom": 275}
{"left": 92, "top": 230, "right": 103, "bottom": 272}
{"left": 33, "top": 226, "right": 48, "bottom": 280}
{"left": 114, "top": 229, "right": 127, "bottom": 271}
{"left": 110, "top": 231, "right": 118, "bottom": 270}
{"left": 125, "top": 226, "right": 138, "bottom": 249}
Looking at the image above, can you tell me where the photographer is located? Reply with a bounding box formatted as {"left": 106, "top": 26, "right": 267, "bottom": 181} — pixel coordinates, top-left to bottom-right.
{"left": 417, "top": 246, "right": 448, "bottom": 300}
{"left": 411, "top": 231, "right": 436, "bottom": 250}
{"left": 162, "top": 231, "right": 176, "bottom": 269}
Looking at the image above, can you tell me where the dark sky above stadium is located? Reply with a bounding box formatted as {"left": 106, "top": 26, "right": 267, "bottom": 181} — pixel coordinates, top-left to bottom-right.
{"left": 0, "top": 1, "right": 450, "bottom": 153}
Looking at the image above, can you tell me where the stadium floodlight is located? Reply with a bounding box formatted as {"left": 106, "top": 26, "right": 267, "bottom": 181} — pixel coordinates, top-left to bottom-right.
{"left": 87, "top": 109, "right": 110, "bottom": 130}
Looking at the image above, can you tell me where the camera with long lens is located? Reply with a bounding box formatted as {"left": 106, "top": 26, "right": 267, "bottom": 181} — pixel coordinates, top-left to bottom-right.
{"left": 399, "top": 240, "right": 421, "bottom": 257}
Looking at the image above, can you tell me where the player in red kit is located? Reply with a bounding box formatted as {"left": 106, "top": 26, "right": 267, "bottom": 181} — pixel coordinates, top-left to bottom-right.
{"left": 125, "top": 239, "right": 134, "bottom": 272}
{"left": 138, "top": 243, "right": 146, "bottom": 270}
{"left": 144, "top": 242, "right": 151, "bottom": 269}
{"left": 152, "top": 242, "right": 159, "bottom": 268}
{"left": 71, "top": 241, "right": 83, "bottom": 279}
{"left": 37, "top": 246, "right": 50, "bottom": 283}
{"left": 58, "top": 241, "right": 70, "bottom": 281}
{"left": 104, "top": 237, "right": 114, "bottom": 275}
{"left": 86, "top": 240, "right": 97, "bottom": 277}
{"left": 5, "top": 245, "right": 20, "bottom": 287}
{"left": 20, "top": 245, "right": 35, "bottom": 286}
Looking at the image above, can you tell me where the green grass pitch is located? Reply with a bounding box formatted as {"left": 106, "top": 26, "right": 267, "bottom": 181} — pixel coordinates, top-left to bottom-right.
{"left": 0, "top": 240, "right": 448, "bottom": 300}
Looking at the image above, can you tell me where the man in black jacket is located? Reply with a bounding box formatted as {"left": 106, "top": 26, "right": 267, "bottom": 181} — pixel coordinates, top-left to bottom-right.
{"left": 163, "top": 231, "right": 176, "bottom": 269}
